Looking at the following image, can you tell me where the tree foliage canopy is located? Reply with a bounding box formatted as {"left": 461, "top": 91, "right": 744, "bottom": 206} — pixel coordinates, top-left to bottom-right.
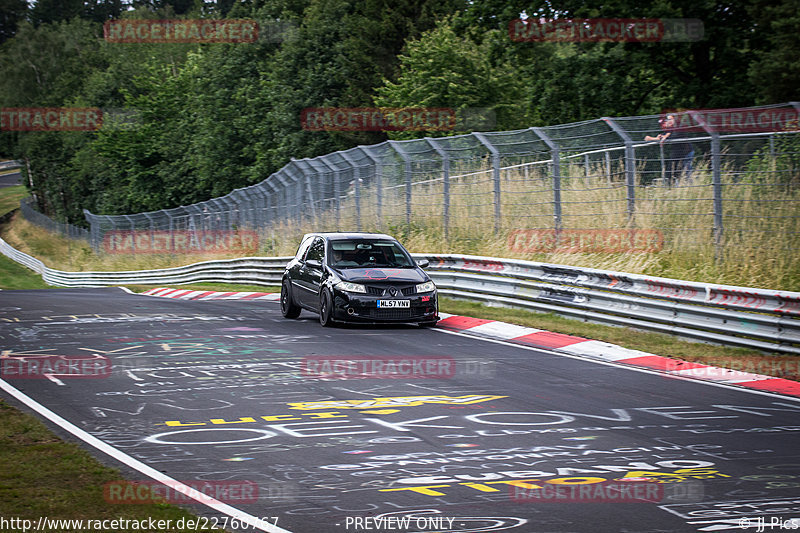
{"left": 0, "top": 0, "right": 796, "bottom": 224}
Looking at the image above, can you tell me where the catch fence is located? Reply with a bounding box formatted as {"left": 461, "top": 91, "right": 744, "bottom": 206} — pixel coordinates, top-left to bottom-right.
{"left": 64, "top": 103, "right": 800, "bottom": 257}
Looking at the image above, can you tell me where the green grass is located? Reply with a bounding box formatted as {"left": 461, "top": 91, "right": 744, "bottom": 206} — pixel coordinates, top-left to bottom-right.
{"left": 0, "top": 184, "right": 26, "bottom": 218}
{"left": 0, "top": 253, "right": 49, "bottom": 289}
{"left": 0, "top": 400, "right": 225, "bottom": 532}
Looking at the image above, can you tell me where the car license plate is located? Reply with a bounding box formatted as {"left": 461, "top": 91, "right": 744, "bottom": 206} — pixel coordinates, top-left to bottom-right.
{"left": 377, "top": 299, "right": 410, "bottom": 308}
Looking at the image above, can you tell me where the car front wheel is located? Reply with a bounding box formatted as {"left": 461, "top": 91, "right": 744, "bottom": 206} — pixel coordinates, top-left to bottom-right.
{"left": 281, "top": 279, "right": 301, "bottom": 319}
{"left": 319, "top": 289, "right": 335, "bottom": 327}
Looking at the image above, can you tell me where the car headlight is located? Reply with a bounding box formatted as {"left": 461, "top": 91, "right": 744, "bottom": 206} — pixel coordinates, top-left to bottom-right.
{"left": 335, "top": 281, "right": 367, "bottom": 294}
{"left": 416, "top": 281, "right": 436, "bottom": 293}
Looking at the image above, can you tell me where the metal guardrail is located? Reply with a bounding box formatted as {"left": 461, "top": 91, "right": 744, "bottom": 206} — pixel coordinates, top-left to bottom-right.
{"left": 0, "top": 236, "right": 288, "bottom": 287}
{"left": 0, "top": 160, "right": 23, "bottom": 171}
{"left": 418, "top": 254, "right": 800, "bottom": 355}
{"left": 1, "top": 236, "right": 798, "bottom": 354}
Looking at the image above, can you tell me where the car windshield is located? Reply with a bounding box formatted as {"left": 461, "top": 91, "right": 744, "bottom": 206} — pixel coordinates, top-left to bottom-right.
{"left": 328, "top": 239, "right": 414, "bottom": 268}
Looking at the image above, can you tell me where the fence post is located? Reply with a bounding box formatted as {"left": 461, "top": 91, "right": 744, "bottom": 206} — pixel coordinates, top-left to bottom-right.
{"left": 688, "top": 110, "right": 723, "bottom": 261}
{"left": 359, "top": 146, "right": 382, "bottom": 230}
{"left": 388, "top": 141, "right": 412, "bottom": 229}
{"left": 711, "top": 133, "right": 723, "bottom": 259}
{"left": 316, "top": 156, "right": 341, "bottom": 230}
{"left": 603, "top": 117, "right": 636, "bottom": 219}
{"left": 124, "top": 215, "right": 135, "bottom": 254}
{"left": 83, "top": 209, "right": 98, "bottom": 251}
{"left": 143, "top": 212, "right": 155, "bottom": 251}
{"left": 272, "top": 172, "right": 291, "bottom": 227}
{"left": 263, "top": 182, "right": 277, "bottom": 229}
{"left": 290, "top": 160, "right": 316, "bottom": 225}
{"left": 425, "top": 137, "right": 450, "bottom": 239}
{"left": 531, "top": 127, "right": 561, "bottom": 233}
{"left": 340, "top": 151, "right": 361, "bottom": 231}
{"left": 472, "top": 132, "right": 501, "bottom": 233}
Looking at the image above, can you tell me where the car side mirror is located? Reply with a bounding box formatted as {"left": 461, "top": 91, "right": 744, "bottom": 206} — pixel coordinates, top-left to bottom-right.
{"left": 306, "top": 259, "right": 322, "bottom": 269}
{"left": 417, "top": 259, "right": 429, "bottom": 269}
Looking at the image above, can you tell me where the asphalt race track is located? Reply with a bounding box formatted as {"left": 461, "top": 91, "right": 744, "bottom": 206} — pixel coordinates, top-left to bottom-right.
{"left": 1, "top": 288, "right": 800, "bottom": 533}
{"left": 0, "top": 171, "right": 22, "bottom": 188}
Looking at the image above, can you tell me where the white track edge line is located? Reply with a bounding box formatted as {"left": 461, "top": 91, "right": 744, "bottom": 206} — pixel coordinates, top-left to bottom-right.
{"left": 435, "top": 328, "right": 800, "bottom": 403}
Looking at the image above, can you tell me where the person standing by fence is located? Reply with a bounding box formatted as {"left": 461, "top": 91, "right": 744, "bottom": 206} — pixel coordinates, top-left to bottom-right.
{"left": 645, "top": 113, "right": 695, "bottom": 185}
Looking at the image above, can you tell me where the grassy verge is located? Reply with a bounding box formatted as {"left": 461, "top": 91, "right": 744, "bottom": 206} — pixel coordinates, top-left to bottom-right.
{"left": 0, "top": 185, "right": 26, "bottom": 217}
{"left": 0, "top": 400, "right": 225, "bottom": 532}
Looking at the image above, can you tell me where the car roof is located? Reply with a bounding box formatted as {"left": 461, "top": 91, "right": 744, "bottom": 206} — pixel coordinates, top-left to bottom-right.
{"left": 302, "top": 232, "right": 398, "bottom": 241}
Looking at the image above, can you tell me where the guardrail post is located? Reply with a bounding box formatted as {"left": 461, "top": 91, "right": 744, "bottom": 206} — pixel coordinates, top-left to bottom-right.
{"left": 472, "top": 132, "right": 501, "bottom": 233}
{"left": 603, "top": 117, "right": 636, "bottom": 219}
{"left": 531, "top": 127, "right": 562, "bottom": 233}
{"left": 425, "top": 137, "right": 450, "bottom": 239}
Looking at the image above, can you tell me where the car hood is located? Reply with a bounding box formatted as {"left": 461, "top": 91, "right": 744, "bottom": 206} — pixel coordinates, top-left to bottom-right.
{"left": 335, "top": 267, "right": 427, "bottom": 284}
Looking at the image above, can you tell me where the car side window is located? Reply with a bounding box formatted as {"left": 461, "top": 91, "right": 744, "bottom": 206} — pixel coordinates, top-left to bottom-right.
{"left": 295, "top": 237, "right": 314, "bottom": 260}
{"left": 306, "top": 238, "right": 324, "bottom": 263}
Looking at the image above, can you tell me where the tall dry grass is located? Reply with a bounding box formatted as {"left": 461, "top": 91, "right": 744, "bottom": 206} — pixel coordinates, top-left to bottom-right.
{"left": 256, "top": 158, "right": 800, "bottom": 291}
{"left": 3, "top": 156, "right": 798, "bottom": 291}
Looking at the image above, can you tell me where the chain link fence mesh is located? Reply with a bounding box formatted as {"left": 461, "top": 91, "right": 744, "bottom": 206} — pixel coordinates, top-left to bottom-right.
{"left": 19, "top": 103, "right": 800, "bottom": 260}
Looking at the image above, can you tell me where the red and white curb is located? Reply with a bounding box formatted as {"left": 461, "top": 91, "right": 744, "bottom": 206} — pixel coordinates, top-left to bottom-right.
{"left": 141, "top": 287, "right": 280, "bottom": 301}
{"left": 139, "top": 288, "right": 800, "bottom": 398}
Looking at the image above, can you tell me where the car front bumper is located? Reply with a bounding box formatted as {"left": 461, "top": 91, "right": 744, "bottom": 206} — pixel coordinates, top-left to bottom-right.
{"left": 331, "top": 291, "right": 438, "bottom": 323}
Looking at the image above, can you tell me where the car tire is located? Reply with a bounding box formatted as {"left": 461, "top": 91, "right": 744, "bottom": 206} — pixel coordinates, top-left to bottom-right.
{"left": 281, "top": 279, "right": 301, "bottom": 319}
{"left": 419, "top": 320, "right": 438, "bottom": 328}
{"left": 319, "top": 289, "right": 335, "bottom": 327}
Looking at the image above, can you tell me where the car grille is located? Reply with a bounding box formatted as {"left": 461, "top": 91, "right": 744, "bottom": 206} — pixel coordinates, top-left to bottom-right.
{"left": 366, "top": 285, "right": 416, "bottom": 296}
{"left": 368, "top": 308, "right": 425, "bottom": 320}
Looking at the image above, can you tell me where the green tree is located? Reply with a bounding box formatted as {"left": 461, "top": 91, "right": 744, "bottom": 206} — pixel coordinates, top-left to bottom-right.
{"left": 0, "top": 0, "right": 27, "bottom": 44}
{"left": 374, "top": 17, "right": 525, "bottom": 138}
{"left": 746, "top": 0, "right": 800, "bottom": 103}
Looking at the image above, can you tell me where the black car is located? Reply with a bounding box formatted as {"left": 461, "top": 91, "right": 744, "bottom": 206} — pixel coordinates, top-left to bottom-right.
{"left": 280, "top": 232, "right": 439, "bottom": 327}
